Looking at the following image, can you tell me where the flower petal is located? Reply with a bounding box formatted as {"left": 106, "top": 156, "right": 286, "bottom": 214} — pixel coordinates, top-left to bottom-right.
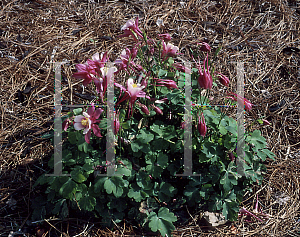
{"left": 82, "top": 112, "right": 90, "bottom": 118}
{"left": 72, "top": 71, "right": 88, "bottom": 80}
{"left": 82, "top": 78, "right": 93, "bottom": 87}
{"left": 85, "top": 130, "right": 91, "bottom": 144}
{"left": 75, "top": 64, "right": 87, "bottom": 72}
{"left": 74, "top": 122, "right": 84, "bottom": 130}
{"left": 92, "top": 53, "right": 100, "bottom": 61}
{"left": 87, "top": 106, "right": 95, "bottom": 116}
{"left": 83, "top": 127, "right": 90, "bottom": 134}
{"left": 92, "top": 124, "right": 102, "bottom": 137}
{"left": 74, "top": 115, "right": 85, "bottom": 123}
{"left": 93, "top": 108, "right": 103, "bottom": 119}
{"left": 121, "top": 19, "right": 135, "bottom": 31}
{"left": 62, "top": 119, "right": 71, "bottom": 131}
{"left": 114, "top": 82, "right": 127, "bottom": 92}
{"left": 106, "top": 67, "right": 117, "bottom": 81}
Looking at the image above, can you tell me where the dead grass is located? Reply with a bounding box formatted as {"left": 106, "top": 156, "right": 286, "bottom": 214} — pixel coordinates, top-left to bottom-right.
{"left": 0, "top": 0, "right": 300, "bottom": 236}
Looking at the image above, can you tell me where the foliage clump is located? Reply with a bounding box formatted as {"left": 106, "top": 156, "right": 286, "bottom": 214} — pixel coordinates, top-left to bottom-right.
{"left": 33, "top": 17, "right": 275, "bottom": 237}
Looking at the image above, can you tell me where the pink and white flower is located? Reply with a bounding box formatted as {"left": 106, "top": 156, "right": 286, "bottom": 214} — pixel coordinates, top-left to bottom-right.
{"left": 115, "top": 78, "right": 147, "bottom": 117}
{"left": 72, "top": 52, "right": 117, "bottom": 101}
{"left": 89, "top": 52, "right": 109, "bottom": 69}
{"left": 115, "top": 48, "right": 144, "bottom": 73}
{"left": 72, "top": 63, "right": 97, "bottom": 87}
{"left": 119, "top": 17, "right": 143, "bottom": 41}
{"left": 162, "top": 41, "right": 179, "bottom": 59}
{"left": 74, "top": 106, "right": 103, "bottom": 144}
{"left": 100, "top": 65, "right": 117, "bottom": 87}
{"left": 115, "top": 48, "right": 131, "bottom": 71}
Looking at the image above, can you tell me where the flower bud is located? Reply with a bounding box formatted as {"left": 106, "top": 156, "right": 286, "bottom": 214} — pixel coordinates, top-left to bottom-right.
{"left": 197, "top": 54, "right": 213, "bottom": 89}
{"left": 62, "top": 117, "right": 72, "bottom": 131}
{"left": 197, "top": 113, "right": 207, "bottom": 137}
{"left": 137, "top": 102, "right": 150, "bottom": 115}
{"left": 158, "top": 33, "right": 172, "bottom": 42}
{"left": 156, "top": 79, "right": 178, "bottom": 90}
{"left": 155, "top": 97, "right": 168, "bottom": 104}
{"left": 180, "top": 121, "right": 185, "bottom": 129}
{"left": 197, "top": 42, "right": 211, "bottom": 52}
{"left": 173, "top": 62, "right": 191, "bottom": 74}
{"left": 229, "top": 152, "right": 235, "bottom": 161}
{"left": 131, "top": 43, "right": 140, "bottom": 58}
{"left": 215, "top": 72, "right": 230, "bottom": 87}
{"left": 149, "top": 47, "right": 155, "bottom": 55}
{"left": 135, "top": 64, "right": 144, "bottom": 72}
{"left": 263, "top": 119, "right": 271, "bottom": 126}
{"left": 227, "top": 92, "right": 253, "bottom": 112}
{"left": 141, "top": 78, "right": 148, "bottom": 88}
{"left": 114, "top": 113, "right": 120, "bottom": 135}
{"left": 151, "top": 105, "right": 163, "bottom": 115}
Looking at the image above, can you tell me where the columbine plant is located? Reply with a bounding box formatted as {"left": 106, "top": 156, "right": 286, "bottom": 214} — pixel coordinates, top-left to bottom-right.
{"left": 34, "top": 17, "right": 275, "bottom": 237}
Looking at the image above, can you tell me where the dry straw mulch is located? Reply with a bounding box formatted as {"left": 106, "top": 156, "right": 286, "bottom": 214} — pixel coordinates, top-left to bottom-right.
{"left": 0, "top": 0, "right": 300, "bottom": 236}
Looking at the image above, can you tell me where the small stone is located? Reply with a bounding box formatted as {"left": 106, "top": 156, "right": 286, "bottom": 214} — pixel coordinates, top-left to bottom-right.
{"left": 202, "top": 211, "right": 228, "bottom": 227}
